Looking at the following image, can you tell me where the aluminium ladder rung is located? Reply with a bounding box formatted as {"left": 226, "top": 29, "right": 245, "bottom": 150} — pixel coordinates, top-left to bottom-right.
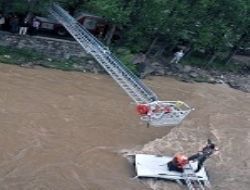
{"left": 49, "top": 4, "right": 157, "bottom": 104}
{"left": 183, "top": 165, "right": 206, "bottom": 190}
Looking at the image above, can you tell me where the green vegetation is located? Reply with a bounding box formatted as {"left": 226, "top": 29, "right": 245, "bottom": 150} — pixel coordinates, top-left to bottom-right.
{"left": 1, "top": 0, "right": 249, "bottom": 70}
{"left": 182, "top": 55, "right": 244, "bottom": 73}
{"left": 115, "top": 48, "right": 137, "bottom": 73}
{"left": 0, "top": 46, "right": 83, "bottom": 71}
{"left": 0, "top": 46, "right": 43, "bottom": 64}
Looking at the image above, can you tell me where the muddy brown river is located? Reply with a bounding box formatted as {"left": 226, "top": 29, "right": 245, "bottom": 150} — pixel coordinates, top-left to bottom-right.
{"left": 0, "top": 64, "right": 249, "bottom": 190}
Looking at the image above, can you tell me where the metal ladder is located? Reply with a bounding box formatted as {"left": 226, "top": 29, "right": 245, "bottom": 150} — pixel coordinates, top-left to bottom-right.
{"left": 183, "top": 164, "right": 207, "bottom": 190}
{"left": 49, "top": 3, "right": 158, "bottom": 104}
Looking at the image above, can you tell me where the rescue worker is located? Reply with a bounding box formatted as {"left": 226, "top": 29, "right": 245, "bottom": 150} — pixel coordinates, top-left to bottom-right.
{"left": 170, "top": 49, "right": 184, "bottom": 64}
{"left": 188, "top": 139, "right": 218, "bottom": 172}
{"left": 167, "top": 153, "right": 189, "bottom": 173}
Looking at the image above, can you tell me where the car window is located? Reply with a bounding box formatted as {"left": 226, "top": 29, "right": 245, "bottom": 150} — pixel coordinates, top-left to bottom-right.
{"left": 41, "top": 23, "right": 54, "bottom": 30}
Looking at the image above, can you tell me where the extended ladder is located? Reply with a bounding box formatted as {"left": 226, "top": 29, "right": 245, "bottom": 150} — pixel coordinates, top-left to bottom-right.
{"left": 183, "top": 164, "right": 209, "bottom": 190}
{"left": 49, "top": 3, "right": 193, "bottom": 127}
{"left": 49, "top": 4, "right": 157, "bottom": 104}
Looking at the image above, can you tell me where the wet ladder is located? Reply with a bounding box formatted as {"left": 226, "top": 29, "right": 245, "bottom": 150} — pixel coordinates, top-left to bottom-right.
{"left": 183, "top": 164, "right": 207, "bottom": 190}
{"left": 49, "top": 3, "right": 158, "bottom": 104}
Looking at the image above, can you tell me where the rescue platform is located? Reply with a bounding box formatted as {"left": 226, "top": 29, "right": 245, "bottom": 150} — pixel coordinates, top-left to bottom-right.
{"left": 135, "top": 154, "right": 211, "bottom": 189}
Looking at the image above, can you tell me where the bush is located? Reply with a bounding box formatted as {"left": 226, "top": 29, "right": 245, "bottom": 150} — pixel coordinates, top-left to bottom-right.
{"left": 115, "top": 48, "right": 137, "bottom": 73}
{"left": 0, "top": 46, "right": 80, "bottom": 71}
{"left": 183, "top": 54, "right": 244, "bottom": 73}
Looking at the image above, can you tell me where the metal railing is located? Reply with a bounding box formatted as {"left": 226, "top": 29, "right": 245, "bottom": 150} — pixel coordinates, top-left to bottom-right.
{"left": 49, "top": 3, "right": 158, "bottom": 104}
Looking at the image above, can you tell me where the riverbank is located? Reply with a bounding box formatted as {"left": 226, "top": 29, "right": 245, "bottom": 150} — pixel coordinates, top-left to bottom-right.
{"left": 0, "top": 31, "right": 249, "bottom": 93}
{"left": 1, "top": 45, "right": 249, "bottom": 93}
{"left": 147, "top": 61, "right": 250, "bottom": 93}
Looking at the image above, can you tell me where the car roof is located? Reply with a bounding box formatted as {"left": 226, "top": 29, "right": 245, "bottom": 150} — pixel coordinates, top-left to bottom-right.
{"left": 74, "top": 12, "right": 103, "bottom": 20}
{"left": 35, "top": 15, "right": 58, "bottom": 24}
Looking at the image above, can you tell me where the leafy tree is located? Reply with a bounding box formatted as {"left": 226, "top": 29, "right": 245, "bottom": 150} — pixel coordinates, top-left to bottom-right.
{"left": 1, "top": 0, "right": 249, "bottom": 66}
{"left": 84, "top": 0, "right": 133, "bottom": 45}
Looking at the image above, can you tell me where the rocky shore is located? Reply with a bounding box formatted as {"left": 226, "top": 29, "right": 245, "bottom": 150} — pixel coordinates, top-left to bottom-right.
{"left": 0, "top": 31, "right": 249, "bottom": 93}
{"left": 145, "top": 61, "right": 250, "bottom": 93}
{"left": 20, "top": 57, "right": 250, "bottom": 93}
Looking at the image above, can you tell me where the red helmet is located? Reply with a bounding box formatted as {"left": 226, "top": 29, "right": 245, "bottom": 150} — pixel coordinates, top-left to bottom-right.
{"left": 136, "top": 104, "right": 149, "bottom": 115}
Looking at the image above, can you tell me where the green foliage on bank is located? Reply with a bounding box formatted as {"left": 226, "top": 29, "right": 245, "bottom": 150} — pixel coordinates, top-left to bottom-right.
{"left": 115, "top": 48, "right": 137, "bottom": 73}
{"left": 0, "top": 46, "right": 81, "bottom": 71}
{"left": 1, "top": 0, "right": 249, "bottom": 67}
{"left": 0, "top": 45, "right": 139, "bottom": 75}
{"left": 182, "top": 56, "right": 244, "bottom": 73}
{"left": 0, "top": 46, "right": 43, "bottom": 63}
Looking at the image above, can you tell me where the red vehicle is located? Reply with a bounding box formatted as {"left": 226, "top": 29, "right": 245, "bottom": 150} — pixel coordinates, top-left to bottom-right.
{"left": 35, "top": 12, "right": 109, "bottom": 37}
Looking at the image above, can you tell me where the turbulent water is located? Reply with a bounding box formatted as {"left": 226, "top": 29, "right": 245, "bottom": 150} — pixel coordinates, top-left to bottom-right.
{"left": 0, "top": 64, "right": 249, "bottom": 190}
